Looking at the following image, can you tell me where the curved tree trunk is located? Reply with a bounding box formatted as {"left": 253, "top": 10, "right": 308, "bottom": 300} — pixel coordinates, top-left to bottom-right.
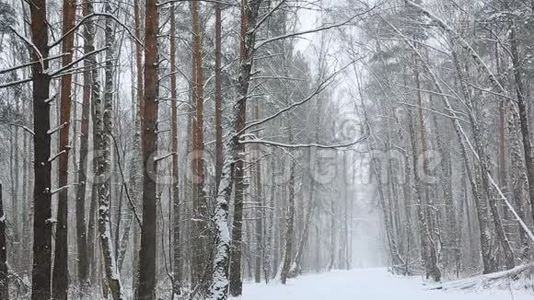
{"left": 97, "top": 3, "right": 124, "bottom": 299}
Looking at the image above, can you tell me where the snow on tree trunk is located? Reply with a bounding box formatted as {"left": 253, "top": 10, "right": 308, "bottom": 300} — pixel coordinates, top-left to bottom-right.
{"left": 253, "top": 103, "right": 263, "bottom": 284}
{"left": 406, "top": 107, "right": 439, "bottom": 281}
{"left": 0, "top": 184, "right": 7, "bottom": 300}
{"left": 509, "top": 25, "right": 534, "bottom": 227}
{"left": 95, "top": 4, "right": 124, "bottom": 299}
{"left": 190, "top": 0, "right": 210, "bottom": 296}
{"left": 413, "top": 49, "right": 441, "bottom": 282}
{"left": 130, "top": 0, "right": 144, "bottom": 292}
{"left": 88, "top": 27, "right": 102, "bottom": 291}
{"left": 209, "top": 1, "right": 263, "bottom": 299}
{"left": 214, "top": 1, "right": 224, "bottom": 190}
{"left": 169, "top": 3, "right": 181, "bottom": 298}
{"left": 228, "top": 0, "right": 262, "bottom": 296}
{"left": 508, "top": 107, "right": 530, "bottom": 259}
{"left": 407, "top": 0, "right": 534, "bottom": 246}
{"left": 280, "top": 125, "right": 296, "bottom": 285}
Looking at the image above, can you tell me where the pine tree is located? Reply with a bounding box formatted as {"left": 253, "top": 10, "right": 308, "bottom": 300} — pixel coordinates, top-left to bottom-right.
{"left": 53, "top": 0, "right": 77, "bottom": 298}
{"left": 136, "top": 0, "right": 160, "bottom": 297}
{"left": 30, "top": 0, "right": 53, "bottom": 298}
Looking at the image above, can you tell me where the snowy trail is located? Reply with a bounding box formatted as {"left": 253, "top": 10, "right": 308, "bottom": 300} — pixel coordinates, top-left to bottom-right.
{"left": 236, "top": 268, "right": 533, "bottom": 300}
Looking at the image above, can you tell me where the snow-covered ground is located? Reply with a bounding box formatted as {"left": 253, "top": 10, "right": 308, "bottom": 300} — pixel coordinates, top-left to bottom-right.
{"left": 236, "top": 268, "right": 533, "bottom": 300}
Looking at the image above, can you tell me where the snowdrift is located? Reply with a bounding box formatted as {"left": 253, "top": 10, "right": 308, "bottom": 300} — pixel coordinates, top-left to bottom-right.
{"left": 429, "top": 264, "right": 534, "bottom": 292}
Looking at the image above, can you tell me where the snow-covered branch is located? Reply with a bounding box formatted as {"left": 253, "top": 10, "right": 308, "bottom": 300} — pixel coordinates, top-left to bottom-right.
{"left": 9, "top": 26, "right": 45, "bottom": 71}
{"left": 255, "top": 5, "right": 376, "bottom": 50}
{"left": 240, "top": 62, "right": 355, "bottom": 135}
{"left": 0, "top": 53, "right": 66, "bottom": 75}
{"left": 240, "top": 131, "right": 369, "bottom": 150}
{"left": 155, "top": 152, "right": 176, "bottom": 162}
{"left": 48, "top": 13, "right": 143, "bottom": 49}
{"left": 49, "top": 47, "right": 108, "bottom": 77}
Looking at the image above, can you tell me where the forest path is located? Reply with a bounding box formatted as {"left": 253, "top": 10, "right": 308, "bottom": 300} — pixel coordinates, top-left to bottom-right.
{"left": 236, "top": 268, "right": 532, "bottom": 300}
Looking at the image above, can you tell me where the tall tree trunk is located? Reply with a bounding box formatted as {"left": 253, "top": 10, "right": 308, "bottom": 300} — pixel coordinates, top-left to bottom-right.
{"left": 30, "top": 0, "right": 53, "bottom": 298}
{"left": 75, "top": 0, "right": 94, "bottom": 292}
{"left": 52, "top": 0, "right": 76, "bottom": 298}
{"left": 22, "top": 125, "right": 32, "bottom": 276}
{"left": 170, "top": 3, "right": 181, "bottom": 298}
{"left": 96, "top": 4, "right": 124, "bottom": 298}
{"left": 208, "top": 1, "right": 262, "bottom": 299}
{"left": 190, "top": 0, "right": 209, "bottom": 296}
{"left": 431, "top": 112, "right": 457, "bottom": 269}
{"left": 401, "top": 146, "right": 414, "bottom": 275}
{"left": 11, "top": 115, "right": 19, "bottom": 274}
{"left": 135, "top": 0, "right": 159, "bottom": 297}
{"left": 229, "top": 153, "right": 245, "bottom": 295}
{"left": 342, "top": 157, "right": 354, "bottom": 270}
{"left": 508, "top": 106, "right": 530, "bottom": 260}
{"left": 289, "top": 147, "right": 316, "bottom": 277}
{"left": 280, "top": 126, "right": 296, "bottom": 285}
{"left": 384, "top": 124, "right": 403, "bottom": 273}
{"left": 214, "top": 1, "right": 224, "bottom": 189}
{"left": 0, "top": 185, "right": 7, "bottom": 300}
{"left": 265, "top": 153, "right": 276, "bottom": 282}
{"left": 8, "top": 126, "right": 14, "bottom": 275}
{"left": 13, "top": 9, "right": 30, "bottom": 269}
{"left": 407, "top": 109, "right": 433, "bottom": 280}
{"left": 290, "top": 179, "right": 315, "bottom": 277}
{"left": 253, "top": 105, "right": 263, "bottom": 284}
{"left": 114, "top": 181, "right": 124, "bottom": 261}
{"left": 229, "top": 0, "right": 254, "bottom": 295}
{"left": 510, "top": 25, "right": 534, "bottom": 225}
{"left": 414, "top": 54, "right": 441, "bottom": 282}
{"left": 329, "top": 197, "right": 336, "bottom": 271}
{"left": 131, "top": 0, "right": 144, "bottom": 291}
{"left": 494, "top": 42, "right": 510, "bottom": 224}
{"left": 88, "top": 21, "right": 102, "bottom": 290}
